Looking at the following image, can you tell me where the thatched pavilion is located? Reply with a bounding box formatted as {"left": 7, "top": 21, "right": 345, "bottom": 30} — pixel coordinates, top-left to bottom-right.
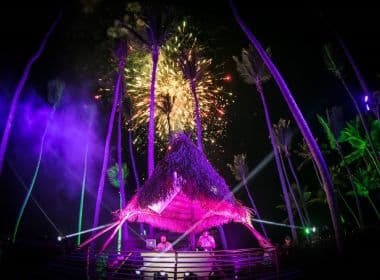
{"left": 81, "top": 133, "right": 272, "bottom": 251}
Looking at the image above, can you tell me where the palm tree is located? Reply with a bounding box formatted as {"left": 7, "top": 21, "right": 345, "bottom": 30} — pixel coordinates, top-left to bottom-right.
{"left": 329, "top": 165, "right": 361, "bottom": 227}
{"left": 107, "top": 163, "right": 128, "bottom": 252}
{"left": 273, "top": 119, "right": 311, "bottom": 226}
{"left": 0, "top": 13, "right": 61, "bottom": 175}
{"left": 338, "top": 118, "right": 380, "bottom": 177}
{"left": 228, "top": 154, "right": 269, "bottom": 238}
{"left": 323, "top": 44, "right": 378, "bottom": 164}
{"left": 93, "top": 41, "right": 127, "bottom": 234}
{"left": 233, "top": 45, "right": 297, "bottom": 242}
{"left": 230, "top": 1, "right": 342, "bottom": 251}
{"left": 352, "top": 166, "right": 380, "bottom": 220}
{"left": 122, "top": 2, "right": 173, "bottom": 177}
{"left": 125, "top": 95, "right": 145, "bottom": 235}
{"left": 117, "top": 84, "right": 128, "bottom": 248}
{"left": 178, "top": 46, "right": 228, "bottom": 249}
{"left": 157, "top": 94, "right": 175, "bottom": 137}
{"left": 318, "top": 111, "right": 363, "bottom": 227}
{"left": 276, "top": 184, "right": 312, "bottom": 224}
{"left": 178, "top": 47, "right": 208, "bottom": 152}
{"left": 12, "top": 79, "right": 64, "bottom": 242}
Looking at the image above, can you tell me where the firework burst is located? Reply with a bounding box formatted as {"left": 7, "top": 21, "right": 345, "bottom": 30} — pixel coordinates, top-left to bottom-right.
{"left": 126, "top": 20, "right": 231, "bottom": 153}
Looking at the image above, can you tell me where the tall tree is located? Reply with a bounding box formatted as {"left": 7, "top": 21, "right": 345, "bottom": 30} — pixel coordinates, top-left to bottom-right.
{"left": 0, "top": 13, "right": 61, "bottom": 175}
{"left": 318, "top": 110, "right": 363, "bottom": 227}
{"left": 107, "top": 163, "right": 128, "bottom": 252}
{"left": 230, "top": 1, "right": 342, "bottom": 251}
{"left": 157, "top": 94, "right": 175, "bottom": 137}
{"left": 233, "top": 45, "right": 297, "bottom": 242}
{"left": 12, "top": 79, "right": 64, "bottom": 242}
{"left": 323, "top": 44, "right": 378, "bottom": 165}
{"left": 179, "top": 47, "right": 207, "bottom": 152}
{"left": 228, "top": 154, "right": 269, "bottom": 238}
{"left": 352, "top": 166, "right": 380, "bottom": 220}
{"left": 273, "top": 119, "right": 311, "bottom": 225}
{"left": 121, "top": 2, "right": 173, "bottom": 177}
{"left": 117, "top": 84, "right": 128, "bottom": 249}
{"left": 93, "top": 41, "right": 127, "bottom": 234}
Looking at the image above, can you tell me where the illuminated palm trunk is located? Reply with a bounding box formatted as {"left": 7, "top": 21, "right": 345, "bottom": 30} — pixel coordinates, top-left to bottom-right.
{"left": 242, "top": 175, "right": 269, "bottom": 239}
{"left": 128, "top": 128, "right": 140, "bottom": 190}
{"left": 93, "top": 53, "right": 126, "bottom": 232}
{"left": 230, "top": 1, "right": 342, "bottom": 251}
{"left": 337, "top": 37, "right": 379, "bottom": 162}
{"left": 117, "top": 90, "right": 128, "bottom": 250}
{"left": 148, "top": 47, "right": 159, "bottom": 177}
{"left": 0, "top": 13, "right": 61, "bottom": 175}
{"left": 128, "top": 124, "right": 145, "bottom": 234}
{"left": 257, "top": 83, "right": 297, "bottom": 242}
{"left": 279, "top": 150, "right": 306, "bottom": 228}
{"left": 190, "top": 79, "right": 203, "bottom": 153}
{"left": 189, "top": 79, "right": 226, "bottom": 248}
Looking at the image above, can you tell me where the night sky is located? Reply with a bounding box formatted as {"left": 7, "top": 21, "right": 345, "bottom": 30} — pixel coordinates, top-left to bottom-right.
{"left": 1, "top": 1, "right": 380, "bottom": 246}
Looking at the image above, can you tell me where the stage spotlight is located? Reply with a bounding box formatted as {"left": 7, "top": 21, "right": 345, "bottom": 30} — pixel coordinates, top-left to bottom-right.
{"left": 154, "top": 271, "right": 168, "bottom": 280}
{"left": 184, "top": 271, "right": 198, "bottom": 279}
{"left": 312, "top": 226, "right": 317, "bottom": 233}
{"left": 134, "top": 269, "right": 143, "bottom": 279}
{"left": 57, "top": 236, "right": 64, "bottom": 242}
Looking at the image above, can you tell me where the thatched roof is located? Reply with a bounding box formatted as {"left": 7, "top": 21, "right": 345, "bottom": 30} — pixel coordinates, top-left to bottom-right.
{"left": 124, "top": 192, "right": 251, "bottom": 234}
{"left": 80, "top": 134, "right": 272, "bottom": 251}
{"left": 138, "top": 133, "right": 234, "bottom": 208}
{"left": 115, "top": 133, "right": 254, "bottom": 234}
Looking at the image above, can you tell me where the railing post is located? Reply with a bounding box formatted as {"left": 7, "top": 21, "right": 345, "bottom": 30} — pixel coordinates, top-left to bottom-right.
{"left": 174, "top": 250, "right": 178, "bottom": 280}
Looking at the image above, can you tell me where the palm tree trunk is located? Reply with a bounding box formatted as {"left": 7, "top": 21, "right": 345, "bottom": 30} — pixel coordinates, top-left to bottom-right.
{"left": 77, "top": 112, "right": 94, "bottom": 246}
{"left": 230, "top": 1, "right": 342, "bottom": 251}
{"left": 366, "top": 148, "right": 380, "bottom": 177}
{"left": 128, "top": 127, "right": 140, "bottom": 190}
{"left": 256, "top": 82, "right": 297, "bottom": 243}
{"left": 148, "top": 46, "right": 159, "bottom": 177}
{"left": 337, "top": 74, "right": 379, "bottom": 166}
{"left": 189, "top": 78, "right": 225, "bottom": 246}
{"left": 190, "top": 79, "right": 203, "bottom": 153}
{"left": 0, "top": 13, "right": 61, "bottom": 175}
{"left": 93, "top": 56, "right": 125, "bottom": 231}
{"left": 147, "top": 46, "right": 159, "bottom": 239}
{"left": 335, "top": 145, "right": 363, "bottom": 227}
{"left": 127, "top": 125, "right": 144, "bottom": 235}
{"left": 167, "top": 114, "right": 172, "bottom": 138}
{"left": 337, "top": 38, "right": 379, "bottom": 160}
{"left": 368, "top": 196, "right": 380, "bottom": 221}
{"left": 336, "top": 189, "right": 361, "bottom": 228}
{"left": 243, "top": 176, "right": 269, "bottom": 238}
{"left": 286, "top": 153, "right": 311, "bottom": 225}
{"left": 12, "top": 105, "right": 58, "bottom": 242}
{"left": 279, "top": 150, "right": 306, "bottom": 227}
{"left": 117, "top": 90, "right": 128, "bottom": 248}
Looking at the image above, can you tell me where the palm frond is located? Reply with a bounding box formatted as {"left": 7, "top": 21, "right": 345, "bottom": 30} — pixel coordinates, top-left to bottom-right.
{"left": 233, "top": 45, "right": 272, "bottom": 85}
{"left": 107, "top": 163, "right": 129, "bottom": 188}
{"left": 228, "top": 154, "right": 248, "bottom": 181}
{"left": 317, "top": 114, "right": 337, "bottom": 150}
{"left": 273, "top": 119, "right": 292, "bottom": 153}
